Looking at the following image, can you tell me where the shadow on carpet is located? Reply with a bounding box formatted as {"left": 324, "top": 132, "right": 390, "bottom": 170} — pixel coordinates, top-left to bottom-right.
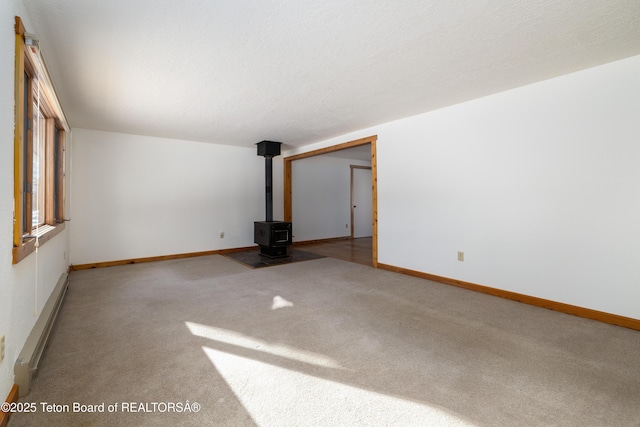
{"left": 222, "top": 248, "right": 325, "bottom": 268}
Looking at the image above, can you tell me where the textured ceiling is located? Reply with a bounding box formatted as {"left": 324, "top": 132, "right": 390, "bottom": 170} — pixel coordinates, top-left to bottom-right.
{"left": 23, "top": 0, "right": 640, "bottom": 150}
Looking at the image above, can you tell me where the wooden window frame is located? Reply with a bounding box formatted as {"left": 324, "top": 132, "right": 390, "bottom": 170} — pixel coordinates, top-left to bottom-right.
{"left": 13, "top": 16, "right": 68, "bottom": 264}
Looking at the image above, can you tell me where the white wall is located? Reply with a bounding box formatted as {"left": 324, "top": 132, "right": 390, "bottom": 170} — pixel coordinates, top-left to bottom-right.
{"left": 2, "top": 11, "right": 638, "bottom": 407}
{"left": 285, "top": 55, "right": 640, "bottom": 320}
{"left": 291, "top": 155, "right": 370, "bottom": 241}
{"left": 0, "top": 2, "right": 71, "bottom": 401}
{"left": 70, "top": 129, "right": 268, "bottom": 265}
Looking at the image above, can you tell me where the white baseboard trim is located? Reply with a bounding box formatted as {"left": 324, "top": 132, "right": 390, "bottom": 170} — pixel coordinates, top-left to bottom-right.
{"left": 14, "top": 273, "right": 69, "bottom": 397}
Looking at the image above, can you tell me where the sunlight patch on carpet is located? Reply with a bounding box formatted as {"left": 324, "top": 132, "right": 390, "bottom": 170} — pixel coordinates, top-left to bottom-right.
{"left": 272, "top": 295, "right": 294, "bottom": 310}
{"left": 186, "top": 321, "right": 342, "bottom": 369}
{"left": 203, "top": 347, "right": 476, "bottom": 426}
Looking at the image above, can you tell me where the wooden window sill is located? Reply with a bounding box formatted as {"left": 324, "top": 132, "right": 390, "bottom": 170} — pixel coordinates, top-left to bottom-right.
{"left": 12, "top": 222, "right": 65, "bottom": 264}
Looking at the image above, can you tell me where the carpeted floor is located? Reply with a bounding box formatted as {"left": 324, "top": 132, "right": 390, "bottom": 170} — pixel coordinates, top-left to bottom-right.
{"left": 9, "top": 255, "right": 640, "bottom": 426}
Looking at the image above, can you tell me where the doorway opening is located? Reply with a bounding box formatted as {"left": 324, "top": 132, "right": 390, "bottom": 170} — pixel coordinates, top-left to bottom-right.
{"left": 283, "top": 135, "right": 378, "bottom": 267}
{"left": 351, "top": 165, "right": 372, "bottom": 239}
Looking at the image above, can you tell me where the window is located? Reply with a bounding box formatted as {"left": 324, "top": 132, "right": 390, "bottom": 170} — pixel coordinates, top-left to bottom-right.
{"left": 13, "top": 16, "right": 69, "bottom": 264}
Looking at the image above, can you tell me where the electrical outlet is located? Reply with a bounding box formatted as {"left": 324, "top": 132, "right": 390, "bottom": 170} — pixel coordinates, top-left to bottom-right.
{"left": 219, "top": 231, "right": 225, "bottom": 239}
{"left": 458, "top": 251, "right": 464, "bottom": 262}
{"left": 0, "top": 335, "right": 5, "bottom": 362}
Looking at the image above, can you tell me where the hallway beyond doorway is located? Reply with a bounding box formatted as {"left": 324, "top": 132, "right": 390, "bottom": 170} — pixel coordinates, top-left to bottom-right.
{"left": 295, "top": 237, "right": 372, "bottom": 267}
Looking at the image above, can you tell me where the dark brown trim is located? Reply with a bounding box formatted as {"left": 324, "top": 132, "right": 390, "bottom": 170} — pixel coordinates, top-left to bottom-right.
{"left": 0, "top": 384, "right": 19, "bottom": 427}
{"left": 70, "top": 246, "right": 257, "bottom": 271}
{"left": 44, "top": 119, "right": 56, "bottom": 225}
{"left": 14, "top": 16, "right": 25, "bottom": 36}
{"left": 56, "top": 131, "right": 67, "bottom": 222}
{"left": 377, "top": 263, "right": 640, "bottom": 331}
{"left": 283, "top": 135, "right": 378, "bottom": 266}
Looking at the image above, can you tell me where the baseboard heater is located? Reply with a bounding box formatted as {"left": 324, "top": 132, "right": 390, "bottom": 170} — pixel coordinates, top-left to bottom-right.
{"left": 14, "top": 272, "right": 69, "bottom": 397}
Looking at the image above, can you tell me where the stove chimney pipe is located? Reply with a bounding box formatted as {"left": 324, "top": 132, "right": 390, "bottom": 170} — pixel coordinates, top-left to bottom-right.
{"left": 256, "top": 141, "right": 282, "bottom": 222}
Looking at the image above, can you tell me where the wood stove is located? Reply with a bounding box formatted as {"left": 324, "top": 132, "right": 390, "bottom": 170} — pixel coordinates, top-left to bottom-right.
{"left": 254, "top": 141, "right": 292, "bottom": 258}
{"left": 254, "top": 221, "right": 292, "bottom": 257}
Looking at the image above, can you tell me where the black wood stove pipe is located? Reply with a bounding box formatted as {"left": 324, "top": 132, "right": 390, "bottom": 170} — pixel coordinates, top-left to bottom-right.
{"left": 264, "top": 155, "right": 273, "bottom": 222}
{"left": 256, "top": 140, "right": 282, "bottom": 222}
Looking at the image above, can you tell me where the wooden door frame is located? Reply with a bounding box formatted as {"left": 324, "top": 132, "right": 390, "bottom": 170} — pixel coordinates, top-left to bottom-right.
{"left": 350, "top": 165, "right": 372, "bottom": 239}
{"left": 283, "top": 135, "right": 378, "bottom": 267}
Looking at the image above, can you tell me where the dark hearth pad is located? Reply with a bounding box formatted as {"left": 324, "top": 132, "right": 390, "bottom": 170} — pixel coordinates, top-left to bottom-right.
{"left": 222, "top": 248, "right": 325, "bottom": 268}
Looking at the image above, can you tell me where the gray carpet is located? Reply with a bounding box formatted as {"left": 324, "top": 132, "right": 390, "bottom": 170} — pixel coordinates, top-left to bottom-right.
{"left": 9, "top": 255, "right": 640, "bottom": 426}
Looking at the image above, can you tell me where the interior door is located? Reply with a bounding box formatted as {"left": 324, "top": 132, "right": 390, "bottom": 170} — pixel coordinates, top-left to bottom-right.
{"left": 351, "top": 166, "right": 372, "bottom": 238}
